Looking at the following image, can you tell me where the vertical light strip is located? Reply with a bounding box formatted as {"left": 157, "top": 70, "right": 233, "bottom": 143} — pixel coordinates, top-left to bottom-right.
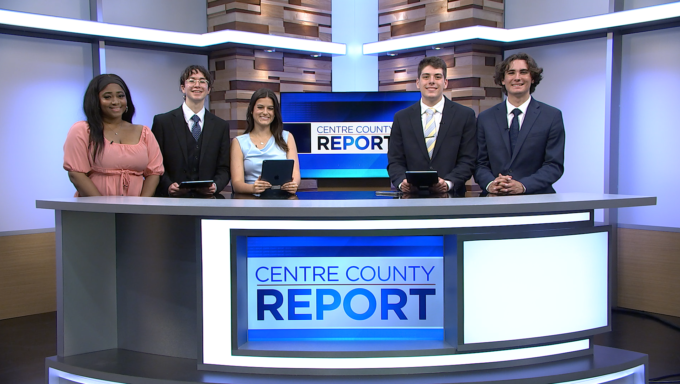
{"left": 603, "top": 0, "right": 624, "bottom": 307}
{"left": 332, "top": 0, "right": 378, "bottom": 91}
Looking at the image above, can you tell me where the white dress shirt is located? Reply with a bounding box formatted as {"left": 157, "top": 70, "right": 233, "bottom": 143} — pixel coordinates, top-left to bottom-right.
{"left": 182, "top": 102, "right": 206, "bottom": 134}
{"left": 505, "top": 96, "right": 531, "bottom": 129}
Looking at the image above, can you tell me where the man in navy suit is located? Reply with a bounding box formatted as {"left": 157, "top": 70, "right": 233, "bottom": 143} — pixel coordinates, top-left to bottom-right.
{"left": 387, "top": 56, "right": 477, "bottom": 195}
{"left": 475, "top": 53, "right": 565, "bottom": 195}
{"left": 152, "top": 65, "right": 231, "bottom": 197}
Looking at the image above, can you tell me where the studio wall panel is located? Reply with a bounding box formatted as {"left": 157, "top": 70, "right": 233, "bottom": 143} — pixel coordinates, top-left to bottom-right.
{"left": 0, "top": 232, "right": 56, "bottom": 320}
{"left": 619, "top": 26, "right": 680, "bottom": 229}
{"left": 0, "top": 0, "right": 89, "bottom": 19}
{"left": 618, "top": 228, "right": 680, "bottom": 316}
{"left": 624, "top": 0, "right": 680, "bottom": 10}
{"left": 0, "top": 34, "right": 92, "bottom": 232}
{"left": 102, "top": 0, "right": 207, "bottom": 33}
{"left": 505, "top": 0, "right": 609, "bottom": 29}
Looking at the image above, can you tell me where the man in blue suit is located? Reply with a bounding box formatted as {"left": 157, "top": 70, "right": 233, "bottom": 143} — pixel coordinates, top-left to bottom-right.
{"left": 475, "top": 53, "right": 565, "bottom": 195}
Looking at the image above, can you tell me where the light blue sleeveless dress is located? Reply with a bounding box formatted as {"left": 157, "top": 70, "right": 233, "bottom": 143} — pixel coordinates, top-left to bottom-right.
{"left": 236, "top": 130, "right": 290, "bottom": 184}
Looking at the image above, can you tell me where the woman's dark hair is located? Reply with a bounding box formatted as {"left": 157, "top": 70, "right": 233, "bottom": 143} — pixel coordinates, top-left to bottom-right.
{"left": 494, "top": 52, "right": 543, "bottom": 95}
{"left": 245, "top": 88, "right": 287, "bottom": 152}
{"left": 82, "top": 74, "right": 135, "bottom": 161}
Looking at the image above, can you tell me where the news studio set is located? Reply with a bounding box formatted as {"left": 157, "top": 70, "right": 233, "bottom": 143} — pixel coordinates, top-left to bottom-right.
{"left": 18, "top": 1, "right": 677, "bottom": 384}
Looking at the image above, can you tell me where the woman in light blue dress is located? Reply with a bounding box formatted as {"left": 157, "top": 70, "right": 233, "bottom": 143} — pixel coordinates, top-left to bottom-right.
{"left": 230, "top": 88, "right": 301, "bottom": 194}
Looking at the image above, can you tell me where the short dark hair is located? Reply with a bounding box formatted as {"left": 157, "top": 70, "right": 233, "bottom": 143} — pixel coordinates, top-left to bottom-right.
{"left": 245, "top": 88, "right": 288, "bottom": 152}
{"left": 417, "top": 56, "right": 447, "bottom": 79}
{"left": 179, "top": 65, "right": 212, "bottom": 89}
{"left": 494, "top": 53, "right": 543, "bottom": 95}
{"left": 83, "top": 74, "right": 135, "bottom": 161}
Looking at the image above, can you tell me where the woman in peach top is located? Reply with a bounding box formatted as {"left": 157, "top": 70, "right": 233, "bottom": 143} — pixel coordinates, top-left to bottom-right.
{"left": 64, "top": 74, "right": 164, "bottom": 196}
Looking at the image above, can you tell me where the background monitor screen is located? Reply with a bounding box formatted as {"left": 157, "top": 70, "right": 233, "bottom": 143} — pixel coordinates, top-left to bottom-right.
{"left": 281, "top": 92, "right": 421, "bottom": 178}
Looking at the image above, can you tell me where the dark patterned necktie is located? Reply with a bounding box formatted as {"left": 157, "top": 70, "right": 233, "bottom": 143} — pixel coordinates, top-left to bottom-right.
{"left": 509, "top": 108, "right": 522, "bottom": 155}
{"left": 191, "top": 114, "right": 201, "bottom": 142}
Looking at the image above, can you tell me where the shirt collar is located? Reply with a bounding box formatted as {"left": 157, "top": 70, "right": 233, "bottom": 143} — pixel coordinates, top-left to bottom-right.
{"left": 182, "top": 102, "right": 206, "bottom": 124}
{"left": 505, "top": 96, "right": 531, "bottom": 116}
{"left": 420, "top": 96, "right": 446, "bottom": 115}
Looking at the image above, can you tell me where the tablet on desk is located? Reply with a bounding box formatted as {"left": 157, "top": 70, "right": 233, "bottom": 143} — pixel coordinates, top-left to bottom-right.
{"left": 405, "top": 171, "right": 438, "bottom": 191}
{"left": 178, "top": 180, "right": 213, "bottom": 189}
{"left": 261, "top": 159, "right": 294, "bottom": 188}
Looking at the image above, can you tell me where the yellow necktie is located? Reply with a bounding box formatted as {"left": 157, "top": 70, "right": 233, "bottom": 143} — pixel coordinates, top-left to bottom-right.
{"left": 424, "top": 108, "right": 436, "bottom": 158}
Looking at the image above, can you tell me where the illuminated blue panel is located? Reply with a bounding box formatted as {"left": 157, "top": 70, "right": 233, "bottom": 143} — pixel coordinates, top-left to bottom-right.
{"left": 248, "top": 328, "right": 443, "bottom": 341}
{"left": 281, "top": 92, "right": 420, "bottom": 123}
{"left": 280, "top": 92, "right": 420, "bottom": 179}
{"left": 298, "top": 154, "right": 388, "bottom": 178}
{"left": 299, "top": 153, "right": 386, "bottom": 169}
{"left": 248, "top": 236, "right": 442, "bottom": 258}
{"left": 246, "top": 236, "right": 444, "bottom": 341}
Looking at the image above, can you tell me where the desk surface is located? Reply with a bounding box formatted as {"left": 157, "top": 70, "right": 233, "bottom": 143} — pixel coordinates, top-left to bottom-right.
{"left": 36, "top": 192, "right": 656, "bottom": 218}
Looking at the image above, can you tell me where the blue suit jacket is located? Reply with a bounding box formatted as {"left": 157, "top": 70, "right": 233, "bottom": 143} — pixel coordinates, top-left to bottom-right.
{"left": 475, "top": 98, "right": 565, "bottom": 194}
{"left": 387, "top": 98, "right": 477, "bottom": 195}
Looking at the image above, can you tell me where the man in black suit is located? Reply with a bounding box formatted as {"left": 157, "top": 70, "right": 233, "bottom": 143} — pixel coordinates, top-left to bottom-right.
{"left": 152, "top": 65, "right": 230, "bottom": 197}
{"left": 475, "top": 53, "right": 565, "bottom": 195}
{"left": 387, "top": 56, "right": 477, "bottom": 195}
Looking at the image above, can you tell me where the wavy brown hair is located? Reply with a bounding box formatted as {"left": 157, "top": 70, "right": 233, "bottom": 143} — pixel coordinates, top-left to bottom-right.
{"left": 494, "top": 53, "right": 543, "bottom": 95}
{"left": 245, "top": 88, "right": 288, "bottom": 152}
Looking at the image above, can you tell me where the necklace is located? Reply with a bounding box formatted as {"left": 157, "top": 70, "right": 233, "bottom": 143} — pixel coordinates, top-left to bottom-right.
{"left": 251, "top": 133, "right": 271, "bottom": 147}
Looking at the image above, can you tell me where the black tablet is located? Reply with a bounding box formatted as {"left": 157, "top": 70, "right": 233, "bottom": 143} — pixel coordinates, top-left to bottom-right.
{"left": 179, "top": 180, "right": 214, "bottom": 189}
{"left": 261, "top": 159, "right": 294, "bottom": 187}
{"left": 405, "top": 171, "right": 438, "bottom": 191}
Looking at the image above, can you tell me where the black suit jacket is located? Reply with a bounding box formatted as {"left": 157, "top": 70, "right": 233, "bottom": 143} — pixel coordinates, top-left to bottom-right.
{"left": 387, "top": 98, "right": 477, "bottom": 195}
{"left": 151, "top": 107, "right": 231, "bottom": 196}
{"left": 475, "top": 98, "right": 565, "bottom": 194}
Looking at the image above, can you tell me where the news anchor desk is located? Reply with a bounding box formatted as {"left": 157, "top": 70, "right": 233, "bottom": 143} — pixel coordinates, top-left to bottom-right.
{"left": 37, "top": 192, "right": 655, "bottom": 384}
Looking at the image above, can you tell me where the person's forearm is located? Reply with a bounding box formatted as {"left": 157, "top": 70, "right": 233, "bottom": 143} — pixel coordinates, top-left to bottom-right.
{"left": 68, "top": 172, "right": 102, "bottom": 196}
{"left": 232, "top": 180, "right": 255, "bottom": 194}
{"left": 140, "top": 175, "right": 160, "bottom": 197}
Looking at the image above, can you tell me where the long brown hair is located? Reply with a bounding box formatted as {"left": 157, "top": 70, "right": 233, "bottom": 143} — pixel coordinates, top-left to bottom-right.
{"left": 245, "top": 88, "right": 288, "bottom": 152}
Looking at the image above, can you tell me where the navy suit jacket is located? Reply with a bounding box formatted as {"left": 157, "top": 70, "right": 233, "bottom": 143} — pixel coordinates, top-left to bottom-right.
{"left": 387, "top": 98, "right": 477, "bottom": 195}
{"left": 151, "top": 107, "right": 231, "bottom": 196}
{"left": 475, "top": 98, "right": 565, "bottom": 194}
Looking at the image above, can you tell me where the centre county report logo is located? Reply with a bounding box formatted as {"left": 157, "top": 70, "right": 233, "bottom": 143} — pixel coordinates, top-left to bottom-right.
{"left": 311, "top": 122, "right": 392, "bottom": 154}
{"left": 247, "top": 257, "right": 443, "bottom": 330}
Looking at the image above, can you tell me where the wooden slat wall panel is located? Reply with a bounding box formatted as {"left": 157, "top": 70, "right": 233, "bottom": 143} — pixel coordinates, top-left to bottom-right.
{"left": 378, "top": 47, "right": 502, "bottom": 115}
{"left": 377, "top": 1, "right": 504, "bottom": 115}
{"left": 209, "top": 48, "right": 331, "bottom": 136}
{"left": 0, "top": 233, "right": 56, "bottom": 320}
{"left": 207, "top": 0, "right": 332, "bottom": 136}
{"left": 618, "top": 228, "right": 680, "bottom": 317}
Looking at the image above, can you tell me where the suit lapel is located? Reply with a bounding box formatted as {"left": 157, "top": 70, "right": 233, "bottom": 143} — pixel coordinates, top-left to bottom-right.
{"left": 409, "top": 103, "right": 429, "bottom": 160}
{"left": 172, "top": 107, "right": 189, "bottom": 164}
{"left": 495, "top": 103, "right": 512, "bottom": 157}
{"left": 432, "top": 99, "right": 454, "bottom": 160}
{"left": 512, "top": 98, "right": 540, "bottom": 162}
